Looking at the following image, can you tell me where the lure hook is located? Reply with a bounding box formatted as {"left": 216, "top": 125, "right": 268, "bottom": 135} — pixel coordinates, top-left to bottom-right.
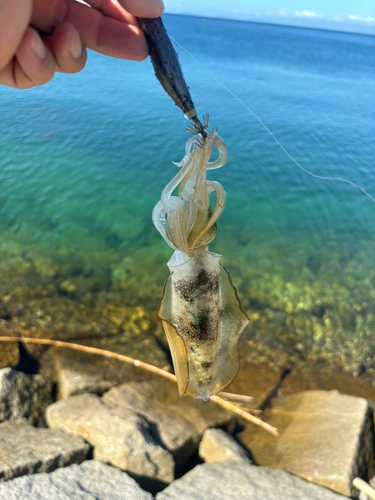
{"left": 186, "top": 114, "right": 209, "bottom": 141}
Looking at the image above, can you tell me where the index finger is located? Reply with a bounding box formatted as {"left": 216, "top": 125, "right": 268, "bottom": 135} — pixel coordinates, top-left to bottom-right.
{"left": 0, "top": 0, "right": 32, "bottom": 71}
{"left": 84, "top": 0, "right": 164, "bottom": 23}
{"left": 73, "top": 0, "right": 138, "bottom": 26}
{"left": 31, "top": 0, "right": 149, "bottom": 61}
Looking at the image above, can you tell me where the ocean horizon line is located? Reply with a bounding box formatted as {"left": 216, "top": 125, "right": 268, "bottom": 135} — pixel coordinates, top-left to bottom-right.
{"left": 164, "top": 11, "right": 375, "bottom": 39}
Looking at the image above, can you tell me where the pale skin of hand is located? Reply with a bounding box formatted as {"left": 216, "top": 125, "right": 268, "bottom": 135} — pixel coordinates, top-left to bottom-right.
{"left": 0, "top": 0, "right": 164, "bottom": 88}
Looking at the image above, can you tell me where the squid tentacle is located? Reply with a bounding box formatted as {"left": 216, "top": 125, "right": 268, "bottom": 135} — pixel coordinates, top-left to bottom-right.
{"left": 191, "top": 180, "right": 227, "bottom": 251}
{"left": 152, "top": 201, "right": 178, "bottom": 250}
{"left": 159, "top": 130, "right": 228, "bottom": 256}
{"left": 207, "top": 136, "right": 228, "bottom": 170}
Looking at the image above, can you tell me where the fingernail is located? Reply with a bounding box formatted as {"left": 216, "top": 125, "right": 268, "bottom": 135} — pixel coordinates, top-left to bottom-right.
{"left": 70, "top": 30, "right": 82, "bottom": 59}
{"left": 153, "top": 0, "right": 165, "bottom": 14}
{"left": 32, "top": 31, "right": 46, "bottom": 59}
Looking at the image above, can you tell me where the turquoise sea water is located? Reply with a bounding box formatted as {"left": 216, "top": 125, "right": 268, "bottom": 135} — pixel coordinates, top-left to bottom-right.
{"left": 0, "top": 15, "right": 375, "bottom": 373}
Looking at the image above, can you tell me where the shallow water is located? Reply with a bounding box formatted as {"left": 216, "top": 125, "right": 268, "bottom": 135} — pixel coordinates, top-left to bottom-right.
{"left": 0, "top": 15, "right": 374, "bottom": 374}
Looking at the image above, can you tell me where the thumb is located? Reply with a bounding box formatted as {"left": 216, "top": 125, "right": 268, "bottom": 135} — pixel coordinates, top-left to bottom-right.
{"left": 0, "top": 0, "right": 32, "bottom": 72}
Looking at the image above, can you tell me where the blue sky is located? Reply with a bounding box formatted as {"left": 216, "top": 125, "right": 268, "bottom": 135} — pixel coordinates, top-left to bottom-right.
{"left": 164, "top": 0, "right": 375, "bottom": 35}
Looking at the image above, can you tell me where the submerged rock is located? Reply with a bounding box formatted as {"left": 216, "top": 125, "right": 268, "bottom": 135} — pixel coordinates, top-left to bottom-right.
{"left": 280, "top": 362, "right": 375, "bottom": 401}
{"left": 46, "top": 393, "right": 174, "bottom": 485}
{"left": 56, "top": 362, "right": 115, "bottom": 400}
{"left": 0, "top": 419, "right": 89, "bottom": 482}
{"left": 0, "top": 460, "right": 153, "bottom": 500}
{"left": 156, "top": 460, "right": 346, "bottom": 500}
{"left": 238, "top": 390, "right": 374, "bottom": 498}
{"left": 199, "top": 428, "right": 251, "bottom": 464}
{"left": 223, "top": 356, "right": 284, "bottom": 411}
{"left": 0, "top": 343, "right": 19, "bottom": 371}
{"left": 0, "top": 368, "right": 52, "bottom": 426}
{"left": 102, "top": 378, "right": 232, "bottom": 469}
{"left": 55, "top": 356, "right": 132, "bottom": 400}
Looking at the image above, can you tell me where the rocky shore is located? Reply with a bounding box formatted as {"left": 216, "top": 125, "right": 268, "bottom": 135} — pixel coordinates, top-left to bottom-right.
{"left": 1, "top": 361, "right": 375, "bottom": 499}
{"left": 1, "top": 229, "right": 375, "bottom": 380}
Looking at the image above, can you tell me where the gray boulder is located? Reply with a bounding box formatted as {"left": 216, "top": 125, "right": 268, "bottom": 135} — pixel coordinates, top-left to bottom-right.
{"left": 156, "top": 460, "right": 347, "bottom": 500}
{"left": 55, "top": 356, "right": 138, "bottom": 400}
{"left": 0, "top": 460, "right": 153, "bottom": 500}
{"left": 0, "top": 368, "right": 52, "bottom": 426}
{"left": 57, "top": 363, "right": 115, "bottom": 400}
{"left": 0, "top": 419, "right": 89, "bottom": 482}
{"left": 102, "top": 379, "right": 232, "bottom": 469}
{"left": 199, "top": 428, "right": 250, "bottom": 463}
{"left": 46, "top": 393, "right": 174, "bottom": 484}
{"left": 238, "top": 390, "right": 374, "bottom": 498}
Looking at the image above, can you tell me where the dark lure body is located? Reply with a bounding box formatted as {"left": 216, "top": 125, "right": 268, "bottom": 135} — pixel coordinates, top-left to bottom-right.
{"left": 138, "top": 17, "right": 205, "bottom": 133}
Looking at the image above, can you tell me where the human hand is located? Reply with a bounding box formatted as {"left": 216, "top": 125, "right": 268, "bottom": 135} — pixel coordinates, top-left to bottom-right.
{"left": 0, "top": 0, "right": 164, "bottom": 89}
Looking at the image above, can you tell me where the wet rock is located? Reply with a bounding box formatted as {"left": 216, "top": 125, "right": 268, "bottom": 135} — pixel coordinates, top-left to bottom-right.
{"left": 102, "top": 378, "right": 232, "bottom": 469}
{"left": 0, "top": 342, "right": 18, "bottom": 370}
{"left": 46, "top": 393, "right": 174, "bottom": 484}
{"left": 199, "top": 428, "right": 250, "bottom": 464}
{"left": 223, "top": 356, "right": 283, "bottom": 411}
{"left": 156, "top": 460, "right": 346, "bottom": 500}
{"left": 45, "top": 329, "right": 171, "bottom": 399}
{"left": 0, "top": 460, "right": 153, "bottom": 500}
{"left": 0, "top": 419, "right": 89, "bottom": 482}
{"left": 238, "top": 391, "right": 374, "bottom": 498}
{"left": 56, "top": 357, "right": 124, "bottom": 400}
{"left": 306, "top": 254, "right": 322, "bottom": 274}
{"left": 0, "top": 368, "right": 52, "bottom": 426}
{"left": 57, "top": 363, "right": 114, "bottom": 399}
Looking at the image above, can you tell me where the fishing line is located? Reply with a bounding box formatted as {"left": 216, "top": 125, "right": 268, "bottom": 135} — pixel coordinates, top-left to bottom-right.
{"left": 170, "top": 36, "right": 375, "bottom": 204}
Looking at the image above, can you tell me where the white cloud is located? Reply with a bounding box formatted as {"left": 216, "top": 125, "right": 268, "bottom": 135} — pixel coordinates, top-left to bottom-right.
{"left": 292, "top": 11, "right": 374, "bottom": 25}
{"left": 348, "top": 15, "right": 375, "bottom": 24}
{"left": 295, "top": 11, "right": 319, "bottom": 18}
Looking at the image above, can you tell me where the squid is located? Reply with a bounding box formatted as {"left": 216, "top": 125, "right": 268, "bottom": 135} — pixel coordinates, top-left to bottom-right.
{"left": 152, "top": 118, "right": 249, "bottom": 400}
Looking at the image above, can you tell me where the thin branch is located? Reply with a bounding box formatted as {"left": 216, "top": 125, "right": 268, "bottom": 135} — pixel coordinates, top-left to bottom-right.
{"left": 0, "top": 335, "right": 177, "bottom": 382}
{"left": 210, "top": 395, "right": 277, "bottom": 436}
{"left": 0, "top": 335, "right": 278, "bottom": 436}
{"left": 352, "top": 477, "right": 375, "bottom": 500}
{"left": 218, "top": 392, "right": 255, "bottom": 404}
{"left": 217, "top": 392, "right": 262, "bottom": 416}
{"left": 227, "top": 403, "right": 263, "bottom": 417}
